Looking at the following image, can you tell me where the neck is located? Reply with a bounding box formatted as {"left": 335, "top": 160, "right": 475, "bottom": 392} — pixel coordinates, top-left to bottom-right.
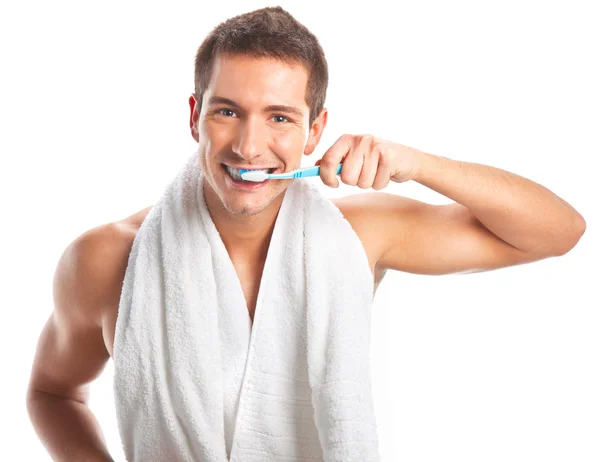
{"left": 202, "top": 182, "right": 284, "bottom": 262}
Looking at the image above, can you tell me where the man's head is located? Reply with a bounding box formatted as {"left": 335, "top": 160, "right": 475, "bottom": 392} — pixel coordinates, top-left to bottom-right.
{"left": 189, "top": 6, "right": 329, "bottom": 218}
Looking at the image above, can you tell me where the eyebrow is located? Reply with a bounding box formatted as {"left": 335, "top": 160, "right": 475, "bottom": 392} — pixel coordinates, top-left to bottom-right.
{"left": 208, "top": 96, "right": 305, "bottom": 119}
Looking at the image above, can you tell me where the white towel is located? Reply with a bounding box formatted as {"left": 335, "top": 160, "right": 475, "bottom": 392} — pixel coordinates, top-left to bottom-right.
{"left": 113, "top": 153, "right": 380, "bottom": 461}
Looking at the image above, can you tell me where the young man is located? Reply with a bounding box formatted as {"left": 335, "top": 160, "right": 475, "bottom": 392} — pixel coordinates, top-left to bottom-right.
{"left": 26, "top": 6, "right": 585, "bottom": 462}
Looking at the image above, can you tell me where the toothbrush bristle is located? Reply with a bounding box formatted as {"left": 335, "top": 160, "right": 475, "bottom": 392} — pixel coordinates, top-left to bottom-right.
{"left": 240, "top": 170, "right": 269, "bottom": 182}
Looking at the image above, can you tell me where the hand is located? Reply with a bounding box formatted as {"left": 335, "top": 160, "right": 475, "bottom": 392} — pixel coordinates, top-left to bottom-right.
{"left": 315, "top": 134, "right": 422, "bottom": 189}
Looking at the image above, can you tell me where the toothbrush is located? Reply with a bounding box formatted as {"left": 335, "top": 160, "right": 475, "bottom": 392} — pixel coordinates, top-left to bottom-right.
{"left": 240, "top": 164, "right": 343, "bottom": 182}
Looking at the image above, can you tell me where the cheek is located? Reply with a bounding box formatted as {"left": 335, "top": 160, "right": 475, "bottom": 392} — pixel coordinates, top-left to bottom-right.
{"left": 271, "top": 130, "right": 305, "bottom": 155}
{"left": 204, "top": 123, "right": 233, "bottom": 146}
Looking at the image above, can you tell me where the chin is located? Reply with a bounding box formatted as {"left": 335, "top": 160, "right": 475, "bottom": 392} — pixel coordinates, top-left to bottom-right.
{"left": 223, "top": 186, "right": 288, "bottom": 218}
{"left": 222, "top": 199, "right": 269, "bottom": 217}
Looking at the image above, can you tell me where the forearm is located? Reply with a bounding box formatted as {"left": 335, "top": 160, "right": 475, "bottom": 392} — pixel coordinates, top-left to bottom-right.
{"left": 27, "top": 390, "right": 114, "bottom": 462}
{"left": 413, "top": 151, "right": 586, "bottom": 255}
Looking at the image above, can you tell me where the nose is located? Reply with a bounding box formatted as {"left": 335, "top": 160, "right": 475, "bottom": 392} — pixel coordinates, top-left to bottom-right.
{"left": 231, "top": 116, "right": 267, "bottom": 160}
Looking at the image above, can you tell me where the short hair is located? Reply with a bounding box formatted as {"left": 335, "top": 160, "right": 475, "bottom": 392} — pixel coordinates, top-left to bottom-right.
{"left": 194, "top": 6, "right": 328, "bottom": 126}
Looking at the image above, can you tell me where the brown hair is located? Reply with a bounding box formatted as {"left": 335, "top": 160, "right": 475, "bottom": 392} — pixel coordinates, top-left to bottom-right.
{"left": 194, "top": 6, "right": 328, "bottom": 126}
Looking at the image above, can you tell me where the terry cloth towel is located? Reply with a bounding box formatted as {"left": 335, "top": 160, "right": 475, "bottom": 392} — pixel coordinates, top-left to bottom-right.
{"left": 113, "top": 153, "right": 380, "bottom": 461}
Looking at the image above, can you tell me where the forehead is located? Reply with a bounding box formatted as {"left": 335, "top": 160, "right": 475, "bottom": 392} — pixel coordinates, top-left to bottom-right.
{"left": 206, "top": 54, "right": 309, "bottom": 110}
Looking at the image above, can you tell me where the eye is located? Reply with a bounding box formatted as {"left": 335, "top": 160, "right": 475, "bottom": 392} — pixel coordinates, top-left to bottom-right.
{"left": 217, "top": 108, "right": 237, "bottom": 117}
{"left": 272, "top": 115, "right": 290, "bottom": 123}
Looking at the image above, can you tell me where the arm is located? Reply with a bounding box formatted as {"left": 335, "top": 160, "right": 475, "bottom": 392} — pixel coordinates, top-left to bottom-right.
{"left": 374, "top": 151, "right": 585, "bottom": 275}
{"left": 26, "top": 225, "right": 123, "bottom": 462}
{"left": 319, "top": 133, "right": 586, "bottom": 275}
{"left": 413, "top": 151, "right": 586, "bottom": 256}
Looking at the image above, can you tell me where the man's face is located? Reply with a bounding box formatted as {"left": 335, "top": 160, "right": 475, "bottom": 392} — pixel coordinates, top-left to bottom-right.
{"left": 191, "top": 54, "right": 325, "bottom": 217}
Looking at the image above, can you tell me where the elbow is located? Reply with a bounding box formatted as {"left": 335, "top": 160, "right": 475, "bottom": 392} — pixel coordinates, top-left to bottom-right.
{"left": 553, "top": 212, "right": 587, "bottom": 256}
{"left": 576, "top": 212, "right": 587, "bottom": 236}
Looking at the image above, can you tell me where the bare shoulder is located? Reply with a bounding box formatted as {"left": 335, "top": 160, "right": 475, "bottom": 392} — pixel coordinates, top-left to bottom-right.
{"left": 332, "top": 192, "right": 417, "bottom": 286}
{"left": 75, "top": 206, "right": 153, "bottom": 298}
{"left": 333, "top": 191, "right": 419, "bottom": 254}
{"left": 332, "top": 193, "right": 382, "bottom": 267}
{"left": 27, "top": 206, "right": 153, "bottom": 401}
{"left": 60, "top": 206, "right": 154, "bottom": 353}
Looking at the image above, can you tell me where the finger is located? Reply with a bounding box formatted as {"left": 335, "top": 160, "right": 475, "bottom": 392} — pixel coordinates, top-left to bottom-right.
{"left": 346, "top": 135, "right": 377, "bottom": 188}
{"left": 372, "top": 154, "right": 392, "bottom": 190}
{"left": 319, "top": 135, "right": 352, "bottom": 187}
{"left": 339, "top": 136, "right": 368, "bottom": 186}
{"left": 357, "top": 148, "right": 380, "bottom": 189}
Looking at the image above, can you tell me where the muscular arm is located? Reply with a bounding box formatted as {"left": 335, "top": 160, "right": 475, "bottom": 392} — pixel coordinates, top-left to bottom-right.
{"left": 26, "top": 224, "right": 126, "bottom": 462}
{"left": 338, "top": 192, "right": 569, "bottom": 276}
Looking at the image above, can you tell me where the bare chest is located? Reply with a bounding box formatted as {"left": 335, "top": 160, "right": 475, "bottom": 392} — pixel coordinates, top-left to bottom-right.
{"left": 232, "top": 260, "right": 265, "bottom": 325}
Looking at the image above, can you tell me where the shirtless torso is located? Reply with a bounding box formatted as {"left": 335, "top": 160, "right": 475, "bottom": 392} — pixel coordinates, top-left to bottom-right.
{"left": 100, "top": 197, "right": 387, "bottom": 357}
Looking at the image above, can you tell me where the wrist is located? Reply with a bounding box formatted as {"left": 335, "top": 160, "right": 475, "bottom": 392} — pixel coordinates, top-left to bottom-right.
{"left": 411, "top": 149, "right": 434, "bottom": 183}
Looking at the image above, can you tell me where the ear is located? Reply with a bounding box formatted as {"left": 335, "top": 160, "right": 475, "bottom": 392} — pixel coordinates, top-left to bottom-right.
{"left": 189, "top": 94, "right": 200, "bottom": 143}
{"left": 303, "top": 107, "right": 328, "bottom": 156}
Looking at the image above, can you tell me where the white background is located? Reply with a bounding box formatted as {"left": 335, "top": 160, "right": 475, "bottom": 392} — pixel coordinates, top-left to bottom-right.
{"left": 1, "top": 0, "right": 598, "bottom": 460}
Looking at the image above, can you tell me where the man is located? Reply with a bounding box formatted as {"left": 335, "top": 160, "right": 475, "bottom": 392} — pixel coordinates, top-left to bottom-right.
{"left": 26, "top": 6, "right": 585, "bottom": 461}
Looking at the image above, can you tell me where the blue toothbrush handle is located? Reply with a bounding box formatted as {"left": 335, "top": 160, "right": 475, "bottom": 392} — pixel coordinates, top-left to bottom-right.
{"left": 293, "top": 163, "right": 343, "bottom": 178}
